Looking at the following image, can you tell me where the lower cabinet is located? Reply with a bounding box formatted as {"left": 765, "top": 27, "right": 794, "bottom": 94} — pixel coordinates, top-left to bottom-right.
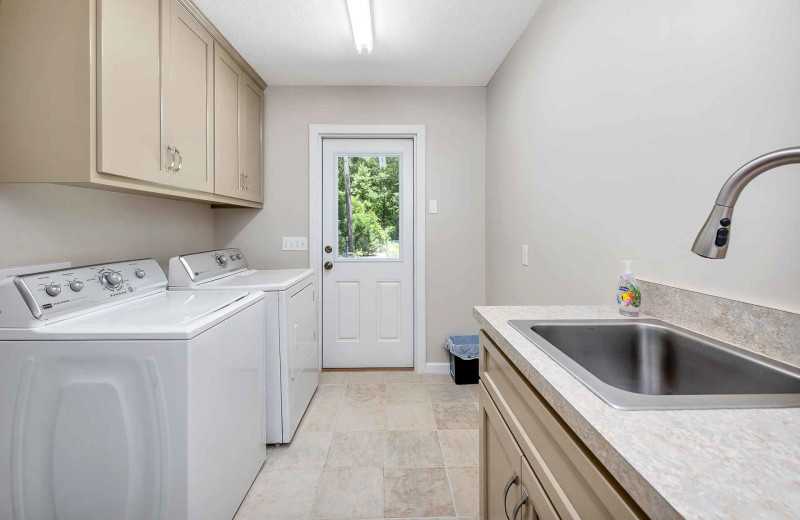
{"left": 479, "top": 331, "right": 646, "bottom": 520}
{"left": 480, "top": 384, "right": 559, "bottom": 520}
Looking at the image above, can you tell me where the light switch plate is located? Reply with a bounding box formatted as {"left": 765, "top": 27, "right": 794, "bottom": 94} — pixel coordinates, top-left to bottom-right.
{"left": 429, "top": 200, "right": 438, "bottom": 214}
{"left": 522, "top": 245, "right": 529, "bottom": 266}
{"left": 282, "top": 237, "right": 308, "bottom": 251}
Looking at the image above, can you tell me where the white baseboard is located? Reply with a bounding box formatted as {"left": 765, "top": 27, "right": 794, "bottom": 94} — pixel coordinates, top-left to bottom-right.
{"left": 425, "top": 362, "right": 450, "bottom": 375}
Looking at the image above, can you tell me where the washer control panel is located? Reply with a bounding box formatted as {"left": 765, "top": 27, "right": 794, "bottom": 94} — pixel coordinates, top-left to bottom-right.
{"left": 176, "top": 248, "right": 247, "bottom": 283}
{"left": 13, "top": 258, "right": 166, "bottom": 321}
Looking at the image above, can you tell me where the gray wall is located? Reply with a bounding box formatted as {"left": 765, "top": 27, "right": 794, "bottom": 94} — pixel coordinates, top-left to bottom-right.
{"left": 214, "top": 86, "right": 487, "bottom": 363}
{"left": 0, "top": 184, "right": 213, "bottom": 270}
{"left": 486, "top": 0, "right": 800, "bottom": 312}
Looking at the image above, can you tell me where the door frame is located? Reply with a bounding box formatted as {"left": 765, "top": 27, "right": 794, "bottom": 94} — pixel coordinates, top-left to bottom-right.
{"left": 309, "top": 124, "right": 427, "bottom": 372}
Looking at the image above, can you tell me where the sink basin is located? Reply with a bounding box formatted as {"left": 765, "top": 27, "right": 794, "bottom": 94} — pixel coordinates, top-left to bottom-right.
{"left": 508, "top": 319, "right": 800, "bottom": 410}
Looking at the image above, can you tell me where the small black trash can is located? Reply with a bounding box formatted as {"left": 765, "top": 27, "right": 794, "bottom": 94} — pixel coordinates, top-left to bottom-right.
{"left": 445, "top": 335, "right": 480, "bottom": 385}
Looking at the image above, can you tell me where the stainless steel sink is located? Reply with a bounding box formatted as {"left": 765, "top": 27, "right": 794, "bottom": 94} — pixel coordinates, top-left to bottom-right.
{"left": 508, "top": 319, "right": 800, "bottom": 410}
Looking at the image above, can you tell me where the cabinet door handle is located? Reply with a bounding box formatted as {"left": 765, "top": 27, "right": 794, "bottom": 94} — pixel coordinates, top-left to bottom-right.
{"left": 166, "top": 146, "right": 175, "bottom": 172}
{"left": 239, "top": 172, "right": 244, "bottom": 190}
{"left": 503, "top": 471, "right": 518, "bottom": 520}
{"left": 245, "top": 173, "right": 249, "bottom": 191}
{"left": 173, "top": 148, "right": 183, "bottom": 173}
{"left": 512, "top": 490, "right": 530, "bottom": 520}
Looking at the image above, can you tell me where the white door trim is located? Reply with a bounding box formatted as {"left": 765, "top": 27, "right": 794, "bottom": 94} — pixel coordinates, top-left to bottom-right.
{"left": 309, "top": 124, "right": 427, "bottom": 372}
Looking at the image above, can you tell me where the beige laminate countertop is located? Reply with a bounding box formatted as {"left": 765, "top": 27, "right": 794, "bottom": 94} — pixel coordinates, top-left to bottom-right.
{"left": 474, "top": 305, "right": 800, "bottom": 520}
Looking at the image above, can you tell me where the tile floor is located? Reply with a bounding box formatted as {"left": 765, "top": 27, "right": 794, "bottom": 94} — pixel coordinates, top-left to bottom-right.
{"left": 235, "top": 371, "right": 480, "bottom": 520}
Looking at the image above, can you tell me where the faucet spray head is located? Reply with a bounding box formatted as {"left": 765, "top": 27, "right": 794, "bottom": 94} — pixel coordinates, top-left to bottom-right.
{"left": 691, "top": 146, "right": 800, "bottom": 260}
{"left": 691, "top": 205, "right": 734, "bottom": 259}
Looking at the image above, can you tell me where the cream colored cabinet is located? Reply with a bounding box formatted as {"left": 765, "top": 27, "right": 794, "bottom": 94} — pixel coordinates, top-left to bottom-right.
{"left": 479, "top": 331, "right": 647, "bottom": 520}
{"left": 214, "top": 44, "right": 244, "bottom": 198}
{"left": 96, "top": 0, "right": 164, "bottom": 184}
{"left": 0, "top": 0, "right": 265, "bottom": 208}
{"left": 479, "top": 385, "right": 524, "bottom": 520}
{"left": 214, "top": 45, "right": 264, "bottom": 202}
{"left": 165, "top": 0, "right": 214, "bottom": 192}
{"left": 240, "top": 75, "right": 264, "bottom": 202}
{"left": 213, "top": 43, "right": 263, "bottom": 202}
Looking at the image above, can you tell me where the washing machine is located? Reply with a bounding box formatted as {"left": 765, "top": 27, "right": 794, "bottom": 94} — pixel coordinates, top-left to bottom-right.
{"left": 169, "top": 248, "right": 318, "bottom": 443}
{"left": 0, "top": 258, "right": 266, "bottom": 520}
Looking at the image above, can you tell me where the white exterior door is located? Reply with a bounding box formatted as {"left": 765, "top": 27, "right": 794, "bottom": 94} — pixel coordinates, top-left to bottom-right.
{"left": 322, "top": 138, "right": 414, "bottom": 368}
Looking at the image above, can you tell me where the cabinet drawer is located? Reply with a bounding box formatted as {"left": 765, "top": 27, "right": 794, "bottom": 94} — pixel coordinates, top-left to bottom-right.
{"left": 479, "top": 331, "right": 644, "bottom": 520}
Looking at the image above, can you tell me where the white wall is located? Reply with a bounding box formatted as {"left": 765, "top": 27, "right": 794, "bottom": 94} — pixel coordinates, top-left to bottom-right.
{"left": 486, "top": 0, "right": 800, "bottom": 312}
{"left": 214, "top": 86, "right": 487, "bottom": 363}
{"left": 0, "top": 184, "right": 213, "bottom": 270}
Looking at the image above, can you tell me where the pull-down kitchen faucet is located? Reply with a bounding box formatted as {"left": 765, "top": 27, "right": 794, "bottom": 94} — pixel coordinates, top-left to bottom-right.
{"left": 691, "top": 146, "right": 800, "bottom": 259}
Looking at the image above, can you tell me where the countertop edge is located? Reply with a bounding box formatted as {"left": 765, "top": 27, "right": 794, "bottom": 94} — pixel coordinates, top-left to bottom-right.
{"left": 473, "top": 306, "right": 680, "bottom": 520}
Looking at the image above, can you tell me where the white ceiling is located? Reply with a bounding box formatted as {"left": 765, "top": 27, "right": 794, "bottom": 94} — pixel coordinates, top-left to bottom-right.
{"left": 193, "top": 0, "right": 542, "bottom": 86}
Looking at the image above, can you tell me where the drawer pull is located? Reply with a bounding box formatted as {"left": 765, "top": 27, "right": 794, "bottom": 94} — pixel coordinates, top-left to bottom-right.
{"left": 503, "top": 471, "right": 519, "bottom": 520}
{"left": 512, "top": 490, "right": 530, "bottom": 520}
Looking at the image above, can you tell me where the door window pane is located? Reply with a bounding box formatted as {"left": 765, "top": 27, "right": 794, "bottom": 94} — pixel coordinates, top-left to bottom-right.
{"left": 337, "top": 155, "right": 400, "bottom": 259}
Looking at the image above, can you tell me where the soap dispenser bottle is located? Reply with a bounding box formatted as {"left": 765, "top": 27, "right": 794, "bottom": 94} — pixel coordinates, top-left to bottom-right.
{"left": 616, "top": 260, "right": 641, "bottom": 317}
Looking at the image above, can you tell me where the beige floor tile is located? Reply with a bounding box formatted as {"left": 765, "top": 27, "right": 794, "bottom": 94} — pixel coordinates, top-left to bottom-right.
{"left": 427, "top": 384, "right": 474, "bottom": 404}
{"left": 467, "top": 384, "right": 480, "bottom": 403}
{"left": 319, "top": 371, "right": 350, "bottom": 384}
{"left": 346, "top": 371, "right": 389, "bottom": 384}
{"left": 433, "top": 403, "right": 479, "bottom": 431}
{"left": 315, "top": 384, "right": 347, "bottom": 402}
{"left": 438, "top": 430, "right": 479, "bottom": 467}
{"left": 266, "top": 431, "right": 332, "bottom": 469}
{"left": 386, "top": 403, "right": 437, "bottom": 431}
{"left": 326, "top": 431, "right": 385, "bottom": 468}
{"left": 336, "top": 402, "right": 387, "bottom": 431}
{"left": 298, "top": 406, "right": 339, "bottom": 433}
{"left": 346, "top": 383, "right": 387, "bottom": 401}
{"left": 387, "top": 383, "right": 431, "bottom": 404}
{"left": 447, "top": 466, "right": 479, "bottom": 517}
{"left": 426, "top": 374, "right": 455, "bottom": 385}
{"left": 385, "top": 431, "right": 444, "bottom": 467}
{"left": 384, "top": 467, "right": 456, "bottom": 518}
{"left": 235, "top": 468, "right": 321, "bottom": 520}
{"left": 310, "top": 467, "right": 383, "bottom": 519}
{"left": 386, "top": 371, "right": 429, "bottom": 383}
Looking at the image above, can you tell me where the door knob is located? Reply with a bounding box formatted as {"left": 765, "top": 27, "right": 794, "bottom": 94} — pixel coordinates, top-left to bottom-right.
{"left": 324, "top": 261, "right": 333, "bottom": 270}
{"left": 325, "top": 245, "right": 332, "bottom": 253}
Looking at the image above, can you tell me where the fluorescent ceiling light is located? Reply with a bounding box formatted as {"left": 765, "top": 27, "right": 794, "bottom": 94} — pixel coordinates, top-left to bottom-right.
{"left": 346, "top": 0, "right": 373, "bottom": 54}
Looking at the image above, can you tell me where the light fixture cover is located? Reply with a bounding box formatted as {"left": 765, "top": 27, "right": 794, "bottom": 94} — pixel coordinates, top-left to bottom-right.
{"left": 346, "top": 0, "right": 373, "bottom": 54}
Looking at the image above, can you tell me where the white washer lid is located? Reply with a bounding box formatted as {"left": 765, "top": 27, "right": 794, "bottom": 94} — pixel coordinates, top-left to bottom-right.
{"left": 192, "top": 268, "right": 314, "bottom": 292}
{"left": 1, "top": 290, "right": 265, "bottom": 340}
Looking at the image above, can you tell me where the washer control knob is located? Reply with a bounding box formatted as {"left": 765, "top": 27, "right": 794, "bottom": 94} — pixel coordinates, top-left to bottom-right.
{"left": 215, "top": 254, "right": 227, "bottom": 267}
{"left": 230, "top": 254, "right": 236, "bottom": 261}
{"left": 45, "top": 283, "right": 61, "bottom": 297}
{"left": 236, "top": 254, "right": 243, "bottom": 260}
{"left": 135, "top": 268, "right": 146, "bottom": 278}
{"left": 69, "top": 280, "right": 84, "bottom": 292}
{"left": 102, "top": 271, "right": 123, "bottom": 288}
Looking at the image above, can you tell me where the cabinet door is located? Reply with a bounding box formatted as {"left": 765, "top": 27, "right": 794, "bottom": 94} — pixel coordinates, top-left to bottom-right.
{"left": 480, "top": 383, "right": 523, "bottom": 520}
{"left": 518, "top": 457, "right": 560, "bottom": 520}
{"left": 240, "top": 74, "right": 263, "bottom": 202}
{"left": 213, "top": 43, "right": 244, "bottom": 198}
{"left": 97, "top": 0, "right": 164, "bottom": 183}
{"left": 164, "top": 0, "right": 214, "bottom": 193}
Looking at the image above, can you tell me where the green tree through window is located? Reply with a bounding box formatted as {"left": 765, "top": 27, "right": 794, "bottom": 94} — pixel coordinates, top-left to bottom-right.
{"left": 338, "top": 155, "right": 400, "bottom": 258}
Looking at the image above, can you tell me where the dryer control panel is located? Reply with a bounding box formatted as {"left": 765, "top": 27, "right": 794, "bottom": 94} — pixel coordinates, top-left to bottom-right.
{"left": 171, "top": 248, "right": 248, "bottom": 285}
{"left": 7, "top": 258, "right": 166, "bottom": 322}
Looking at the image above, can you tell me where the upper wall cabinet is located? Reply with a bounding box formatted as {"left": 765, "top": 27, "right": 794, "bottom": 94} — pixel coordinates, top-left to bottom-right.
{"left": 214, "top": 44, "right": 265, "bottom": 203}
{"left": 241, "top": 72, "right": 265, "bottom": 203}
{"left": 0, "top": 0, "right": 266, "bottom": 208}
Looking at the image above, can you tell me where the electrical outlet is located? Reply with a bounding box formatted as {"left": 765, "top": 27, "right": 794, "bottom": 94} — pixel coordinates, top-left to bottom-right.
{"left": 282, "top": 237, "right": 308, "bottom": 251}
{"left": 429, "top": 200, "right": 438, "bottom": 214}
{"left": 522, "top": 245, "right": 529, "bottom": 266}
